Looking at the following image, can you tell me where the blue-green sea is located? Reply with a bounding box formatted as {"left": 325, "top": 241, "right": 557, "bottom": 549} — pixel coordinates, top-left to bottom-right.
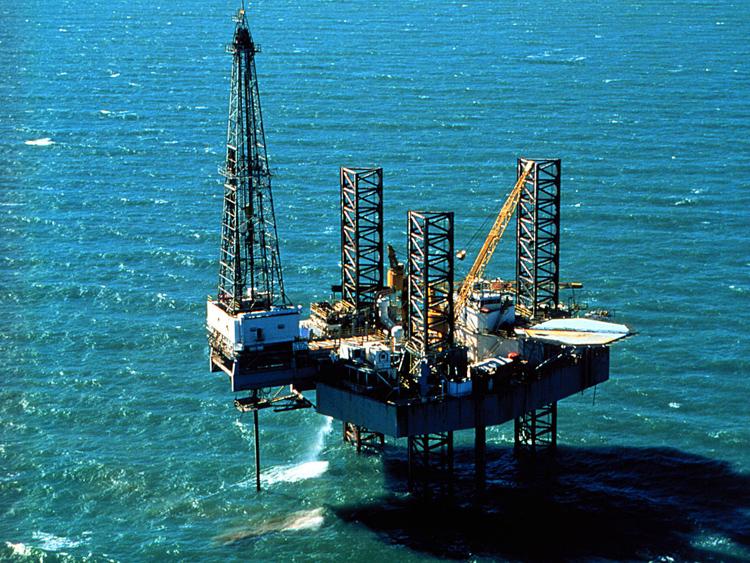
{"left": 2, "top": 0, "right": 749, "bottom": 560}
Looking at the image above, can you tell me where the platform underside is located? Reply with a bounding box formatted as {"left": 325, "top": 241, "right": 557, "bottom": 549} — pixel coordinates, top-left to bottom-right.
{"left": 232, "top": 366, "right": 318, "bottom": 392}
{"left": 316, "top": 347, "right": 609, "bottom": 437}
{"left": 209, "top": 353, "right": 319, "bottom": 392}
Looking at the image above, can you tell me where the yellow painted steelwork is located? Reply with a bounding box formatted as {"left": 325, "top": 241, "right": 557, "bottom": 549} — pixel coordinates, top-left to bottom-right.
{"left": 454, "top": 160, "right": 535, "bottom": 321}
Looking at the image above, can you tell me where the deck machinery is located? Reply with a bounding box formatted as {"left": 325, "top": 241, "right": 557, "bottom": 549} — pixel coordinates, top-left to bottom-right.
{"left": 207, "top": 10, "right": 631, "bottom": 493}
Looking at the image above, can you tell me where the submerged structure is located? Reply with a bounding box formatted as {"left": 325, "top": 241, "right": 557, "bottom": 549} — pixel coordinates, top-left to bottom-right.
{"left": 206, "top": 9, "right": 631, "bottom": 493}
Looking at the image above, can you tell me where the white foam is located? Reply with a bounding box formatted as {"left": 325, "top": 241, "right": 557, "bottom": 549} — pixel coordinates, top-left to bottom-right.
{"left": 307, "top": 416, "right": 333, "bottom": 461}
{"left": 25, "top": 138, "right": 54, "bottom": 146}
{"left": 235, "top": 415, "right": 332, "bottom": 489}
{"left": 674, "top": 198, "right": 695, "bottom": 206}
{"left": 5, "top": 542, "right": 31, "bottom": 556}
{"left": 261, "top": 460, "right": 329, "bottom": 485}
{"left": 31, "top": 531, "right": 81, "bottom": 551}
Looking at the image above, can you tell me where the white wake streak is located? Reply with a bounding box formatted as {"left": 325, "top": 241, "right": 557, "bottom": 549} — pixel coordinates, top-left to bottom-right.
{"left": 25, "top": 137, "right": 55, "bottom": 146}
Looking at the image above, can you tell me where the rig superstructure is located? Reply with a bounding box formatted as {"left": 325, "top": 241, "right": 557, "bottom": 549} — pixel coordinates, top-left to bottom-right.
{"left": 207, "top": 9, "right": 631, "bottom": 493}
{"left": 207, "top": 9, "right": 313, "bottom": 394}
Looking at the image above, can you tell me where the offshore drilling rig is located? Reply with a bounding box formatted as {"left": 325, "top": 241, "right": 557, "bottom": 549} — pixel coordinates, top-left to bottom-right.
{"left": 206, "top": 9, "right": 631, "bottom": 493}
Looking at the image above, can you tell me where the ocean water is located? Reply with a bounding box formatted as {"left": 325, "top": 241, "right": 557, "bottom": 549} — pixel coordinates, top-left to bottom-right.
{"left": 2, "top": 0, "right": 749, "bottom": 560}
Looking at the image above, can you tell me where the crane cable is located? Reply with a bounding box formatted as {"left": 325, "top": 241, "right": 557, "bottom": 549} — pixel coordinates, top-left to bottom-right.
{"left": 463, "top": 206, "right": 496, "bottom": 259}
{"left": 454, "top": 160, "right": 535, "bottom": 321}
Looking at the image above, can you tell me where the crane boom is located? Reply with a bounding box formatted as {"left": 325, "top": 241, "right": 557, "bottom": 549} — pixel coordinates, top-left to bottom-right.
{"left": 454, "top": 160, "right": 534, "bottom": 320}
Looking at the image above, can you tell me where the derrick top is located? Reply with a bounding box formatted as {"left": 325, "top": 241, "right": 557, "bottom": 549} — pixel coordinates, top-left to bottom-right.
{"left": 230, "top": 8, "right": 258, "bottom": 54}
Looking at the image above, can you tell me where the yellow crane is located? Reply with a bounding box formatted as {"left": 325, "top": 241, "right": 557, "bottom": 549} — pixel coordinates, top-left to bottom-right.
{"left": 454, "top": 160, "right": 535, "bottom": 321}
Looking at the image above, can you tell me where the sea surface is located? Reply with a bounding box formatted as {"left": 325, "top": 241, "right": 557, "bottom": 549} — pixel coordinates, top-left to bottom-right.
{"left": 1, "top": 0, "right": 749, "bottom": 560}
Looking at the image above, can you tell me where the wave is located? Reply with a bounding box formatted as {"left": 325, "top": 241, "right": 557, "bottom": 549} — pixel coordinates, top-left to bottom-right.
{"left": 235, "top": 414, "right": 333, "bottom": 488}
{"left": 257, "top": 415, "right": 334, "bottom": 484}
{"left": 31, "top": 531, "right": 82, "bottom": 551}
{"left": 260, "top": 460, "right": 329, "bottom": 486}
{"left": 5, "top": 542, "right": 32, "bottom": 557}
{"left": 307, "top": 416, "right": 333, "bottom": 461}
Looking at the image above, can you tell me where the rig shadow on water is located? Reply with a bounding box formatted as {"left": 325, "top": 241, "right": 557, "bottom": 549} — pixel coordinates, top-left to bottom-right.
{"left": 332, "top": 445, "right": 750, "bottom": 561}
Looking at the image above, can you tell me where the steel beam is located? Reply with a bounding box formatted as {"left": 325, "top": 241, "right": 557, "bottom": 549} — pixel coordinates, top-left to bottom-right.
{"left": 407, "top": 431, "right": 454, "bottom": 495}
{"left": 343, "top": 421, "right": 385, "bottom": 453}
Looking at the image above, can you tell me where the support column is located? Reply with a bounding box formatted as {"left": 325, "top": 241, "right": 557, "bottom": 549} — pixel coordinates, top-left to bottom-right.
{"left": 516, "top": 158, "right": 561, "bottom": 322}
{"left": 343, "top": 421, "right": 384, "bottom": 453}
{"left": 407, "top": 432, "right": 454, "bottom": 495}
{"left": 475, "top": 425, "right": 486, "bottom": 488}
{"left": 341, "top": 167, "right": 384, "bottom": 312}
{"left": 234, "top": 389, "right": 313, "bottom": 493}
{"left": 253, "top": 409, "right": 261, "bottom": 492}
{"left": 514, "top": 401, "right": 558, "bottom": 456}
{"left": 473, "top": 374, "right": 487, "bottom": 489}
{"left": 406, "top": 211, "right": 455, "bottom": 354}
{"left": 403, "top": 211, "right": 457, "bottom": 495}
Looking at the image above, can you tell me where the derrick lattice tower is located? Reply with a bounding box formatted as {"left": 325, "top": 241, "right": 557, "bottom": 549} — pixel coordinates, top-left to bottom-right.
{"left": 218, "top": 8, "right": 287, "bottom": 313}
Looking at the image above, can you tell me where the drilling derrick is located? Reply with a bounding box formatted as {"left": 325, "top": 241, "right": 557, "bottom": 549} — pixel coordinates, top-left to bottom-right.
{"left": 207, "top": 9, "right": 312, "bottom": 394}
{"left": 218, "top": 9, "right": 286, "bottom": 313}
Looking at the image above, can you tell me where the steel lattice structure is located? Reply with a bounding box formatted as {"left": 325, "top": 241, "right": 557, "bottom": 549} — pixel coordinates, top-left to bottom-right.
{"left": 515, "top": 158, "right": 561, "bottom": 320}
{"left": 340, "top": 167, "right": 384, "bottom": 310}
{"left": 217, "top": 9, "right": 287, "bottom": 313}
{"left": 407, "top": 211, "right": 455, "bottom": 354}
{"left": 514, "top": 402, "right": 557, "bottom": 454}
{"left": 407, "top": 431, "right": 454, "bottom": 495}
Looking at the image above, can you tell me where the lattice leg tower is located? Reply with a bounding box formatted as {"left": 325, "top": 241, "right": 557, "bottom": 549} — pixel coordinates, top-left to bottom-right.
{"left": 407, "top": 432, "right": 454, "bottom": 495}
{"left": 516, "top": 158, "right": 561, "bottom": 322}
{"left": 404, "top": 211, "right": 456, "bottom": 494}
{"left": 343, "top": 422, "right": 384, "bottom": 453}
{"left": 406, "top": 211, "right": 455, "bottom": 354}
{"left": 340, "top": 167, "right": 384, "bottom": 312}
{"left": 514, "top": 402, "right": 558, "bottom": 456}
